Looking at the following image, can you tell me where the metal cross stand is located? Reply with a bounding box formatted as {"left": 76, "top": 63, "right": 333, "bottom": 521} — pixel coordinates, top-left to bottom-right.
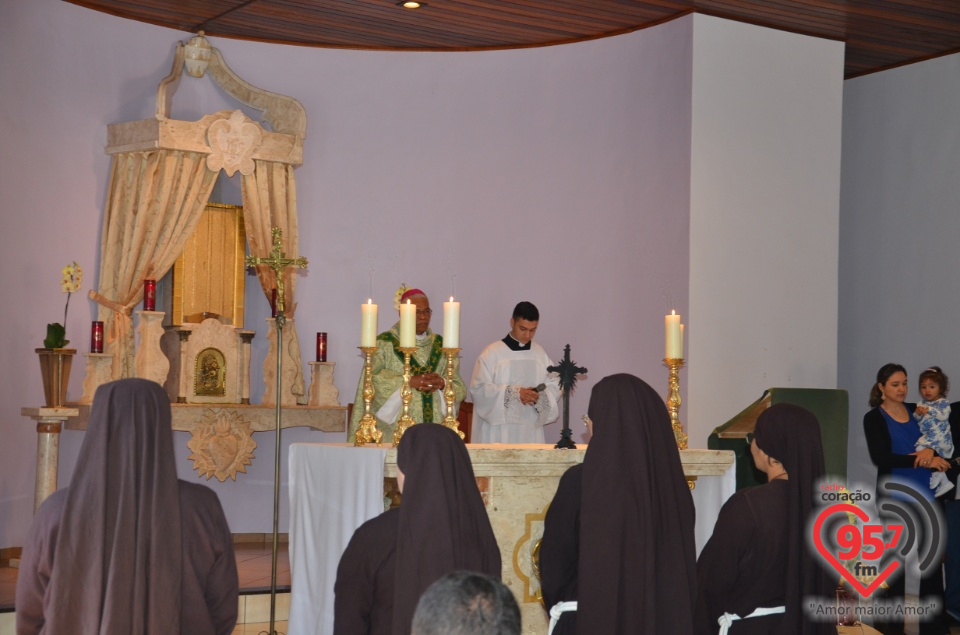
{"left": 548, "top": 344, "right": 587, "bottom": 449}
{"left": 246, "top": 227, "right": 307, "bottom": 635}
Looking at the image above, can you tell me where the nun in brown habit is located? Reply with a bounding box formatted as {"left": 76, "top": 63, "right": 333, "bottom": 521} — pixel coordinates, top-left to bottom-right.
{"left": 695, "top": 403, "right": 833, "bottom": 635}
{"left": 15, "top": 378, "right": 238, "bottom": 635}
{"left": 539, "top": 373, "right": 698, "bottom": 635}
{"left": 334, "top": 423, "right": 502, "bottom": 635}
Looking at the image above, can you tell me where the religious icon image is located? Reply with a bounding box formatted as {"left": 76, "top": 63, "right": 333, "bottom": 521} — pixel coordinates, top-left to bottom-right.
{"left": 195, "top": 348, "right": 226, "bottom": 397}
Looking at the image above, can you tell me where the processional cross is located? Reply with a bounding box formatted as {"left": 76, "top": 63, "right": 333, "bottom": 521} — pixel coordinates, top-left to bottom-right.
{"left": 246, "top": 227, "right": 308, "bottom": 325}
{"left": 243, "top": 225, "right": 307, "bottom": 635}
{"left": 547, "top": 344, "right": 588, "bottom": 449}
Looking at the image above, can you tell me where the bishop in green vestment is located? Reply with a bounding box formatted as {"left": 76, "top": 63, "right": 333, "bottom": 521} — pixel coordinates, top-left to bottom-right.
{"left": 348, "top": 288, "right": 466, "bottom": 442}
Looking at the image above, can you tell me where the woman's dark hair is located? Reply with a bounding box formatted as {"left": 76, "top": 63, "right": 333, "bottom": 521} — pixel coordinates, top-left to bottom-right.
{"left": 919, "top": 366, "right": 950, "bottom": 399}
{"left": 869, "top": 363, "right": 907, "bottom": 408}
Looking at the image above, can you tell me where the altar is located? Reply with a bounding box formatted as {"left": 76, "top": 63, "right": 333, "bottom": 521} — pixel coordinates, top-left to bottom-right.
{"left": 287, "top": 443, "right": 735, "bottom": 635}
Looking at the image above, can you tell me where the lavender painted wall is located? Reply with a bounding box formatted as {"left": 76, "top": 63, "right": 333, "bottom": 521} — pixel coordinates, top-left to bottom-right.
{"left": 687, "top": 16, "right": 844, "bottom": 447}
{"left": 839, "top": 53, "right": 960, "bottom": 491}
{"left": 0, "top": 0, "right": 692, "bottom": 546}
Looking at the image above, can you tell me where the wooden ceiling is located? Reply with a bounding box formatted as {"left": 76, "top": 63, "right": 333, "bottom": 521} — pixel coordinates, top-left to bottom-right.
{"left": 65, "top": 0, "right": 960, "bottom": 78}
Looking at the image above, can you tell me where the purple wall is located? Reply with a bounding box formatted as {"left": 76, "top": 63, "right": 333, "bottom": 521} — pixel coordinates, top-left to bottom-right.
{"left": 0, "top": 0, "right": 692, "bottom": 545}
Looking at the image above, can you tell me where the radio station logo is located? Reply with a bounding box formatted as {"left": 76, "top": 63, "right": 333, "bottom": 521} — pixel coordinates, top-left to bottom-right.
{"left": 810, "top": 479, "right": 944, "bottom": 598}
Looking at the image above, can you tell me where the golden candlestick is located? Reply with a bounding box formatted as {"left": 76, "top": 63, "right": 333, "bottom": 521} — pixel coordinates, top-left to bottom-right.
{"left": 441, "top": 348, "right": 464, "bottom": 440}
{"left": 354, "top": 346, "right": 382, "bottom": 447}
{"left": 393, "top": 347, "right": 416, "bottom": 445}
{"left": 664, "top": 358, "right": 688, "bottom": 450}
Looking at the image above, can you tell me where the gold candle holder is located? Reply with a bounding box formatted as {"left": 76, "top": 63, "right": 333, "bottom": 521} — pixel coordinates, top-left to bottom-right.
{"left": 441, "top": 348, "right": 464, "bottom": 440}
{"left": 393, "top": 346, "right": 416, "bottom": 445}
{"left": 354, "top": 346, "right": 382, "bottom": 447}
{"left": 664, "top": 358, "right": 688, "bottom": 450}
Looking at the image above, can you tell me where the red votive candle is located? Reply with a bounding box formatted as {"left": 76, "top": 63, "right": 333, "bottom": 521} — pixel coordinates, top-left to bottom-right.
{"left": 316, "top": 332, "right": 327, "bottom": 362}
{"left": 91, "top": 321, "right": 104, "bottom": 354}
{"left": 271, "top": 289, "right": 278, "bottom": 318}
{"left": 143, "top": 279, "right": 156, "bottom": 311}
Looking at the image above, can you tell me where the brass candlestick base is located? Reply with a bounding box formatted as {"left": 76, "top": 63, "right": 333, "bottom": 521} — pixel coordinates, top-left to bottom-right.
{"left": 355, "top": 346, "right": 382, "bottom": 447}
{"left": 664, "top": 358, "right": 688, "bottom": 450}
{"left": 393, "top": 347, "right": 416, "bottom": 445}
{"left": 441, "top": 348, "right": 464, "bottom": 440}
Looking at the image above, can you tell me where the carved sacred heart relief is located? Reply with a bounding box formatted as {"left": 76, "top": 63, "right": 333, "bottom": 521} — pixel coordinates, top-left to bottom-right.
{"left": 187, "top": 408, "right": 257, "bottom": 482}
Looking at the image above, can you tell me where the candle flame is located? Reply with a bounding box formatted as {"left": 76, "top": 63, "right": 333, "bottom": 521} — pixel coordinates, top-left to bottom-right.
{"left": 406, "top": 299, "right": 411, "bottom": 304}
{"left": 671, "top": 309, "right": 676, "bottom": 315}
{"left": 449, "top": 296, "right": 454, "bottom": 302}
{"left": 367, "top": 298, "right": 373, "bottom": 304}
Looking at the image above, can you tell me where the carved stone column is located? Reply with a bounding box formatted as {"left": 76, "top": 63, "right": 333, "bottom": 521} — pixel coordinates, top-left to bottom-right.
{"left": 80, "top": 352, "right": 113, "bottom": 404}
{"left": 135, "top": 310, "right": 170, "bottom": 386}
{"left": 240, "top": 331, "right": 255, "bottom": 404}
{"left": 21, "top": 407, "right": 78, "bottom": 512}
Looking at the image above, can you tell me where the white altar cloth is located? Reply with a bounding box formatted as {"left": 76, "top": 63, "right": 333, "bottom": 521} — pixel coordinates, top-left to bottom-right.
{"left": 691, "top": 460, "right": 737, "bottom": 554}
{"left": 288, "top": 444, "right": 387, "bottom": 635}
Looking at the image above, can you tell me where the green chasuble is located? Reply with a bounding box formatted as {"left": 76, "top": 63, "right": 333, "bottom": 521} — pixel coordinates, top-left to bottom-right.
{"left": 348, "top": 323, "right": 466, "bottom": 442}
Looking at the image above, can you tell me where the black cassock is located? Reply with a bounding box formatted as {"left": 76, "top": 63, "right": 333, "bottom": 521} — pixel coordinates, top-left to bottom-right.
{"left": 334, "top": 508, "right": 399, "bottom": 635}
{"left": 695, "top": 481, "right": 790, "bottom": 635}
{"left": 539, "top": 464, "right": 582, "bottom": 635}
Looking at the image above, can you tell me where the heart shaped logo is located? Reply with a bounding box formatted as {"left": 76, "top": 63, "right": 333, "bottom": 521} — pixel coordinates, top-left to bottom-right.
{"left": 812, "top": 503, "right": 900, "bottom": 597}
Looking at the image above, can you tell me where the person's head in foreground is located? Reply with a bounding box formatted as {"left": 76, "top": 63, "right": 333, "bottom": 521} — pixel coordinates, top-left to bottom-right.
{"left": 411, "top": 571, "right": 520, "bottom": 635}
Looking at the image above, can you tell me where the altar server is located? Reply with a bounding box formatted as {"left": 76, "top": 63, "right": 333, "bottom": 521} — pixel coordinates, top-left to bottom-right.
{"left": 538, "top": 373, "right": 697, "bottom": 634}
{"left": 470, "top": 301, "right": 560, "bottom": 443}
{"left": 349, "top": 285, "right": 466, "bottom": 442}
{"left": 334, "top": 424, "right": 501, "bottom": 635}
{"left": 695, "top": 403, "right": 833, "bottom": 635}
{"left": 16, "top": 378, "right": 238, "bottom": 635}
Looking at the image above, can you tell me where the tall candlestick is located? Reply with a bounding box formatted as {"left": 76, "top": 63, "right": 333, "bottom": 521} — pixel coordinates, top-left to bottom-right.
{"left": 665, "top": 310, "right": 681, "bottom": 359}
{"left": 361, "top": 300, "right": 378, "bottom": 347}
{"left": 399, "top": 300, "right": 416, "bottom": 348}
{"left": 443, "top": 297, "right": 460, "bottom": 348}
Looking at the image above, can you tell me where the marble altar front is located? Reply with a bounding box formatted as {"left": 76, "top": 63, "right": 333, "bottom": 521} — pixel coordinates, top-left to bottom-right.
{"left": 287, "top": 442, "right": 735, "bottom": 635}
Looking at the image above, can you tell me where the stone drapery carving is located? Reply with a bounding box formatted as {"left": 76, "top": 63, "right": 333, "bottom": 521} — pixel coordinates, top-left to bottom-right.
{"left": 91, "top": 35, "right": 307, "bottom": 405}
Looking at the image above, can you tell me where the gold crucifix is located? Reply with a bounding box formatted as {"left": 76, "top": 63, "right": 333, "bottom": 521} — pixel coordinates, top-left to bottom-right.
{"left": 245, "top": 227, "right": 308, "bottom": 317}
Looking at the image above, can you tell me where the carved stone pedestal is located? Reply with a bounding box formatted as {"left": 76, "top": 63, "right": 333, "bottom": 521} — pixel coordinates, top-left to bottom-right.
{"left": 262, "top": 317, "right": 306, "bottom": 407}
{"left": 136, "top": 310, "right": 170, "bottom": 385}
{"left": 308, "top": 361, "right": 340, "bottom": 407}
{"left": 80, "top": 352, "right": 113, "bottom": 404}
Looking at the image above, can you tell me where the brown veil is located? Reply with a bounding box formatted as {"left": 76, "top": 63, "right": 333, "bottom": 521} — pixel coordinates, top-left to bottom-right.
{"left": 392, "top": 424, "right": 501, "bottom": 635}
{"left": 578, "top": 373, "right": 698, "bottom": 634}
{"left": 44, "top": 378, "right": 182, "bottom": 635}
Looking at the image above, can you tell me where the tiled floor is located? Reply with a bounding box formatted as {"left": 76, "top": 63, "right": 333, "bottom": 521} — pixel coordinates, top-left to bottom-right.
{"left": 0, "top": 541, "right": 290, "bottom": 635}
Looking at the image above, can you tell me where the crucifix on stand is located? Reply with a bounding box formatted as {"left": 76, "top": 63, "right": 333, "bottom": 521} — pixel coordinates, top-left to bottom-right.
{"left": 548, "top": 344, "right": 588, "bottom": 449}
{"left": 245, "top": 226, "right": 307, "bottom": 635}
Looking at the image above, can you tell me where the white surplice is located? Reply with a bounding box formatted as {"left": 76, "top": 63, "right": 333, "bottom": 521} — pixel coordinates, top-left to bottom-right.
{"left": 470, "top": 339, "right": 560, "bottom": 443}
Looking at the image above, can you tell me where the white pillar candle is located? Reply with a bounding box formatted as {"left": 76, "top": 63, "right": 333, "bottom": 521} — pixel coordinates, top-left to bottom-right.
{"left": 361, "top": 300, "right": 378, "bottom": 347}
{"left": 443, "top": 297, "right": 460, "bottom": 348}
{"left": 399, "top": 300, "right": 416, "bottom": 348}
{"left": 665, "top": 311, "right": 682, "bottom": 359}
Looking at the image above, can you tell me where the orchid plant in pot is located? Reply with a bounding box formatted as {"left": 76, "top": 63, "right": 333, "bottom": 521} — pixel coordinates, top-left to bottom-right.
{"left": 37, "top": 261, "right": 83, "bottom": 407}
{"left": 44, "top": 261, "right": 83, "bottom": 348}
